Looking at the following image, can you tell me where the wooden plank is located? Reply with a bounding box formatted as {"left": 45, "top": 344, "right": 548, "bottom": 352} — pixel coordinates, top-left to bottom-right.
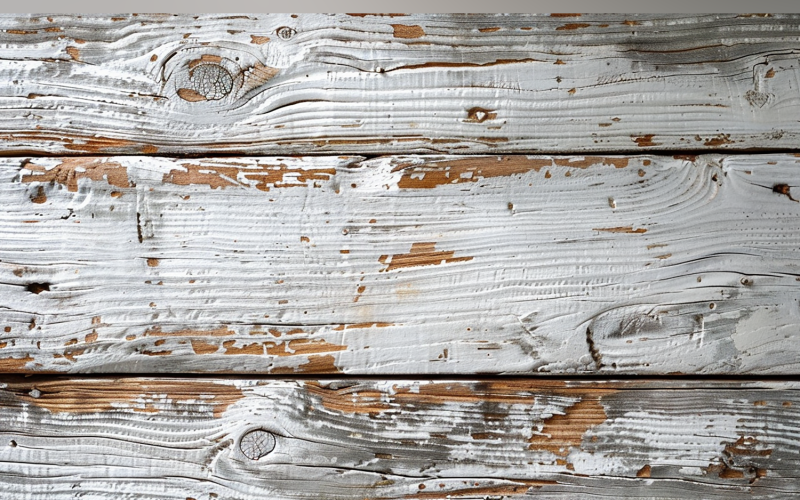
{"left": 0, "top": 377, "right": 797, "bottom": 499}
{"left": 0, "top": 13, "right": 799, "bottom": 154}
{"left": 2, "top": 154, "right": 799, "bottom": 374}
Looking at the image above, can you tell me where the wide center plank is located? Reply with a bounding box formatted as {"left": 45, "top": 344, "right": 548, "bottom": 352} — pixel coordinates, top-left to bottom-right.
{"left": 1, "top": 154, "right": 798, "bottom": 374}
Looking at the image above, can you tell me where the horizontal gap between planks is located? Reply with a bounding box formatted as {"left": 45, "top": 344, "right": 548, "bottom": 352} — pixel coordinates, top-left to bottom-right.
{"left": 12, "top": 373, "right": 800, "bottom": 382}
{"left": 1, "top": 147, "right": 800, "bottom": 160}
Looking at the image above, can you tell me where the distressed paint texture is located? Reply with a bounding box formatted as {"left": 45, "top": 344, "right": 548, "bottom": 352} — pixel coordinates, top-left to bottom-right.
{"left": 0, "top": 154, "right": 798, "bottom": 374}
{"left": 2, "top": 13, "right": 800, "bottom": 500}
{"left": 0, "top": 14, "right": 798, "bottom": 154}
{"left": 0, "top": 378, "right": 798, "bottom": 499}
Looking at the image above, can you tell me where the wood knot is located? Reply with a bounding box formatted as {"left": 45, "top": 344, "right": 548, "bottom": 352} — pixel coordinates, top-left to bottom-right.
{"left": 164, "top": 46, "right": 281, "bottom": 106}
{"left": 276, "top": 26, "right": 296, "bottom": 40}
{"left": 745, "top": 90, "right": 769, "bottom": 108}
{"left": 239, "top": 429, "right": 276, "bottom": 460}
{"left": 178, "top": 55, "right": 234, "bottom": 102}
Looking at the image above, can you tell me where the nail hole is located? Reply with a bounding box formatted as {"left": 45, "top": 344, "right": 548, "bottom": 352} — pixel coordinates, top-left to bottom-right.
{"left": 26, "top": 283, "right": 50, "bottom": 294}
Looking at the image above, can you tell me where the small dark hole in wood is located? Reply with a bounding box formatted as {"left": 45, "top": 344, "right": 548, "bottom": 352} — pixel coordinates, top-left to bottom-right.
{"left": 9, "top": 440, "right": 17, "bottom": 447}
{"left": 773, "top": 184, "right": 790, "bottom": 195}
{"left": 26, "top": 283, "right": 50, "bottom": 294}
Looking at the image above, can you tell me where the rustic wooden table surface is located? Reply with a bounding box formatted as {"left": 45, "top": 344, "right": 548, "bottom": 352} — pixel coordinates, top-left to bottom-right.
{"left": 1, "top": 13, "right": 799, "bottom": 499}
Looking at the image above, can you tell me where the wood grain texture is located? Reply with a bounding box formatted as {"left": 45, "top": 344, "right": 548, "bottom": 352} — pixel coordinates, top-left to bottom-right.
{"left": 2, "top": 153, "right": 799, "bottom": 374}
{"left": 0, "top": 377, "right": 798, "bottom": 499}
{"left": 0, "top": 13, "right": 799, "bottom": 154}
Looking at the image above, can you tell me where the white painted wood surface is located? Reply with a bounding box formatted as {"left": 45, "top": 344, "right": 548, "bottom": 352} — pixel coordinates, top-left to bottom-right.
{"left": 1, "top": 13, "right": 800, "bottom": 500}
{"left": 0, "top": 14, "right": 799, "bottom": 154}
{"left": 2, "top": 154, "right": 799, "bottom": 374}
{"left": 0, "top": 377, "right": 797, "bottom": 499}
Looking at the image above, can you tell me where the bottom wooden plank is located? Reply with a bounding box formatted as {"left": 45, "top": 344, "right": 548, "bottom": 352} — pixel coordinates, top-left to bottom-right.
{"left": 0, "top": 378, "right": 798, "bottom": 499}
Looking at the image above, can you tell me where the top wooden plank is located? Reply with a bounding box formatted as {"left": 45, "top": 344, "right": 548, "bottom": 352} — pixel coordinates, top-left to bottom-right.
{"left": 0, "top": 13, "right": 799, "bottom": 155}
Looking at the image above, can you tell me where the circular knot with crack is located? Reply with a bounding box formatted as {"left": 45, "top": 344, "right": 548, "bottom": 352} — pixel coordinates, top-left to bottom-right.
{"left": 176, "top": 55, "right": 236, "bottom": 102}
{"left": 189, "top": 63, "right": 233, "bottom": 100}
{"left": 239, "top": 429, "right": 276, "bottom": 460}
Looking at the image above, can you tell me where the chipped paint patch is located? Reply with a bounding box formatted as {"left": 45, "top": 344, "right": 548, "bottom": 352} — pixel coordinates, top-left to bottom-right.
{"left": 250, "top": 35, "right": 270, "bottom": 44}
{"left": 65, "top": 46, "right": 80, "bottom": 61}
{"left": 30, "top": 186, "right": 47, "bottom": 204}
{"left": 163, "top": 162, "right": 335, "bottom": 191}
{"left": 703, "top": 134, "right": 733, "bottom": 147}
{"left": 0, "top": 356, "right": 34, "bottom": 372}
{"left": 556, "top": 23, "right": 591, "bottom": 30}
{"left": 145, "top": 326, "right": 234, "bottom": 338}
{"left": 391, "top": 24, "right": 425, "bottom": 39}
{"left": 464, "top": 107, "right": 497, "bottom": 123}
{"left": 307, "top": 381, "right": 604, "bottom": 418}
{"left": 379, "top": 242, "right": 473, "bottom": 271}
{"left": 306, "top": 382, "right": 392, "bottom": 414}
{"left": 192, "top": 337, "right": 347, "bottom": 359}
{"left": 15, "top": 379, "right": 244, "bottom": 417}
{"left": 176, "top": 88, "right": 207, "bottom": 102}
{"left": 332, "top": 323, "right": 394, "bottom": 331}
{"left": 529, "top": 398, "right": 607, "bottom": 456}
{"left": 240, "top": 63, "right": 280, "bottom": 94}
{"left": 393, "top": 382, "right": 537, "bottom": 406}
{"left": 397, "top": 157, "right": 551, "bottom": 189}
{"left": 295, "top": 354, "right": 341, "bottom": 373}
{"left": 191, "top": 339, "right": 218, "bottom": 355}
{"left": 22, "top": 158, "right": 130, "bottom": 192}
{"left": 407, "top": 481, "right": 557, "bottom": 498}
{"left": 553, "top": 157, "right": 629, "bottom": 169}
{"left": 633, "top": 134, "right": 660, "bottom": 147}
{"left": 593, "top": 226, "right": 647, "bottom": 234}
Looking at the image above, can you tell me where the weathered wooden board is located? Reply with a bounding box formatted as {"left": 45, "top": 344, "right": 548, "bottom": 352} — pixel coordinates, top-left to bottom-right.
{"left": 0, "top": 377, "right": 797, "bottom": 499}
{"left": 0, "top": 13, "right": 799, "bottom": 155}
{"left": 2, "top": 153, "right": 799, "bottom": 374}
